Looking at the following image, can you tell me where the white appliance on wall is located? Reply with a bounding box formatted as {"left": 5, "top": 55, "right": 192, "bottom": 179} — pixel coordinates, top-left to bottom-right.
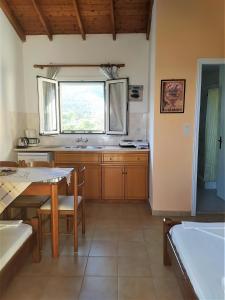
{"left": 17, "top": 152, "right": 52, "bottom": 163}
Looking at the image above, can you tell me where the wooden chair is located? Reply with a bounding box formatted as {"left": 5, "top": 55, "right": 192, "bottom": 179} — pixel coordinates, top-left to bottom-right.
{"left": 7, "top": 161, "right": 53, "bottom": 220}
{"left": 38, "top": 166, "right": 86, "bottom": 253}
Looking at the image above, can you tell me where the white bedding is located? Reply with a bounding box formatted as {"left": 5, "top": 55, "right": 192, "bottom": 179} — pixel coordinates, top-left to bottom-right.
{"left": 170, "top": 222, "right": 225, "bottom": 300}
{"left": 0, "top": 222, "right": 32, "bottom": 271}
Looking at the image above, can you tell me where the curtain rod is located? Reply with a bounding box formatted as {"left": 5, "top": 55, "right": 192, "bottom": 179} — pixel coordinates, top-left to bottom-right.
{"left": 33, "top": 63, "right": 125, "bottom": 69}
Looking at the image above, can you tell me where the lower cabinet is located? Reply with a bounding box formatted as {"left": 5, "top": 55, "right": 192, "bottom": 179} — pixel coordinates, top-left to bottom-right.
{"left": 124, "top": 165, "right": 148, "bottom": 200}
{"left": 55, "top": 151, "right": 149, "bottom": 201}
{"left": 84, "top": 164, "right": 101, "bottom": 200}
{"left": 102, "top": 165, "right": 148, "bottom": 200}
{"left": 102, "top": 166, "right": 124, "bottom": 200}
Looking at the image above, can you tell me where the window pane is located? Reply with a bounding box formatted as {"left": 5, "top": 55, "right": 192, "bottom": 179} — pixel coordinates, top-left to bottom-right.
{"left": 60, "top": 82, "right": 105, "bottom": 133}
{"left": 42, "top": 81, "right": 57, "bottom": 131}
{"left": 109, "top": 82, "right": 125, "bottom": 131}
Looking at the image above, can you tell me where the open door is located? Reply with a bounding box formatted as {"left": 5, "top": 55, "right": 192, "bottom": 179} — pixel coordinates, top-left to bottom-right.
{"left": 217, "top": 65, "right": 225, "bottom": 200}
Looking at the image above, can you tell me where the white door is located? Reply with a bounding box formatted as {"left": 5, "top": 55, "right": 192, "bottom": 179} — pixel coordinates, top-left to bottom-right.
{"left": 217, "top": 65, "right": 225, "bottom": 200}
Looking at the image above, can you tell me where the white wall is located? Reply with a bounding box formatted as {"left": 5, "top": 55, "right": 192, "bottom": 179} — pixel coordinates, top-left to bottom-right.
{"left": 0, "top": 11, "right": 26, "bottom": 160}
{"left": 22, "top": 34, "right": 150, "bottom": 145}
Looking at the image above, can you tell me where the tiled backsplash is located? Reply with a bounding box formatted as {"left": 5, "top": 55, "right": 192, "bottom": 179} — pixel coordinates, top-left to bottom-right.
{"left": 25, "top": 112, "right": 148, "bottom": 146}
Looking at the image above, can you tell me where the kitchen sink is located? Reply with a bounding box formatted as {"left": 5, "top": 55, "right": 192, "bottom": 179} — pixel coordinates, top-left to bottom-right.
{"left": 64, "top": 145, "right": 103, "bottom": 150}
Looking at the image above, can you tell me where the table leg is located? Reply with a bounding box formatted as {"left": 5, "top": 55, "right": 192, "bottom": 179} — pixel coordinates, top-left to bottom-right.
{"left": 51, "top": 184, "right": 59, "bottom": 258}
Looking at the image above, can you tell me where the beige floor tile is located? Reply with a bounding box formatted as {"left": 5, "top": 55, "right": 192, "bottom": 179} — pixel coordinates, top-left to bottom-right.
{"left": 118, "top": 277, "right": 157, "bottom": 300}
{"left": 119, "top": 218, "right": 142, "bottom": 230}
{"left": 93, "top": 229, "right": 118, "bottom": 241}
{"left": 79, "top": 276, "right": 118, "bottom": 300}
{"left": 145, "top": 242, "right": 163, "bottom": 264}
{"left": 89, "top": 240, "right": 118, "bottom": 256}
{"left": 60, "top": 237, "right": 92, "bottom": 256}
{"left": 150, "top": 262, "right": 176, "bottom": 278}
{"left": 118, "top": 257, "right": 151, "bottom": 277}
{"left": 95, "top": 219, "right": 119, "bottom": 230}
{"left": 52, "top": 256, "right": 88, "bottom": 276}
{"left": 118, "top": 229, "right": 144, "bottom": 242}
{"left": 19, "top": 256, "right": 55, "bottom": 276}
{"left": 118, "top": 241, "right": 148, "bottom": 258}
{"left": 41, "top": 276, "right": 83, "bottom": 300}
{"left": 2, "top": 276, "right": 47, "bottom": 300}
{"left": 85, "top": 257, "right": 117, "bottom": 276}
{"left": 143, "top": 228, "right": 163, "bottom": 244}
{"left": 153, "top": 277, "right": 184, "bottom": 300}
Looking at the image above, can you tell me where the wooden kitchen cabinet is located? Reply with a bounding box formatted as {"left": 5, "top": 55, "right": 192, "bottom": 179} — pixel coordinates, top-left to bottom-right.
{"left": 102, "top": 166, "right": 124, "bottom": 200}
{"left": 54, "top": 150, "right": 149, "bottom": 202}
{"left": 54, "top": 152, "right": 101, "bottom": 200}
{"left": 124, "top": 165, "right": 148, "bottom": 200}
{"left": 101, "top": 152, "right": 149, "bottom": 201}
{"left": 84, "top": 164, "right": 101, "bottom": 200}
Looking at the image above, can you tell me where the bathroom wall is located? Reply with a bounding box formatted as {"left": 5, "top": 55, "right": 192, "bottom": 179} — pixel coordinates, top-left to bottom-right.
{"left": 0, "top": 11, "right": 26, "bottom": 160}
{"left": 22, "top": 34, "right": 150, "bottom": 145}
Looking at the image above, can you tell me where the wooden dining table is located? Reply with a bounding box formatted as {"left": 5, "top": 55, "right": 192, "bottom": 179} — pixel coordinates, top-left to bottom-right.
{"left": 0, "top": 167, "right": 75, "bottom": 258}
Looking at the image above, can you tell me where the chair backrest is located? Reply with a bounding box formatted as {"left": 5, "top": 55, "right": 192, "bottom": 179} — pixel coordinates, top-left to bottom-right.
{"left": 0, "top": 161, "right": 18, "bottom": 167}
{"left": 18, "top": 160, "right": 54, "bottom": 167}
{"left": 78, "top": 166, "right": 86, "bottom": 197}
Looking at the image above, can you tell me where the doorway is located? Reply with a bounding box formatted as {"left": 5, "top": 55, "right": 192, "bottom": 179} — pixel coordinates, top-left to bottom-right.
{"left": 195, "top": 62, "right": 225, "bottom": 214}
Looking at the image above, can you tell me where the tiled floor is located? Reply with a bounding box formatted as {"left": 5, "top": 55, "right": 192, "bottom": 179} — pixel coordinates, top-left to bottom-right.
{"left": 197, "top": 188, "right": 225, "bottom": 213}
{"left": 2, "top": 202, "right": 184, "bottom": 300}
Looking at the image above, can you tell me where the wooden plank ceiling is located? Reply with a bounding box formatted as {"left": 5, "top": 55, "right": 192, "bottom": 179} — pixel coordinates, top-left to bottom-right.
{"left": 0, "top": 0, "right": 154, "bottom": 41}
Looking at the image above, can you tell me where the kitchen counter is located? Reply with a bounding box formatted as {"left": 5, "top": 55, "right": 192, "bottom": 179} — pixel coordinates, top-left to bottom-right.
{"left": 14, "top": 145, "right": 149, "bottom": 152}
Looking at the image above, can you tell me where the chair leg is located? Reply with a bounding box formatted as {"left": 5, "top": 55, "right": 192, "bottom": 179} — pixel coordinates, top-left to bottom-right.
{"left": 38, "top": 213, "right": 43, "bottom": 250}
{"left": 73, "top": 213, "right": 78, "bottom": 253}
{"left": 21, "top": 207, "right": 27, "bottom": 220}
{"left": 81, "top": 201, "right": 86, "bottom": 235}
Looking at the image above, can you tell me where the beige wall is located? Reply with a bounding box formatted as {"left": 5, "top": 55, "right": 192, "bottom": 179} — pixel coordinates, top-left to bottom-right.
{"left": 0, "top": 11, "right": 26, "bottom": 160}
{"left": 150, "top": 0, "right": 224, "bottom": 213}
{"left": 22, "top": 34, "right": 150, "bottom": 146}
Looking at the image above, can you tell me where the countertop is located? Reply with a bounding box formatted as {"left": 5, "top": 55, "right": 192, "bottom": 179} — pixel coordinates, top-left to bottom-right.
{"left": 14, "top": 145, "right": 149, "bottom": 153}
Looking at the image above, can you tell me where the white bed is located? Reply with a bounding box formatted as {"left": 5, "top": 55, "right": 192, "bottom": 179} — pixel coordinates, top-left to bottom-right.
{"left": 170, "top": 222, "right": 225, "bottom": 300}
{"left": 0, "top": 221, "right": 32, "bottom": 271}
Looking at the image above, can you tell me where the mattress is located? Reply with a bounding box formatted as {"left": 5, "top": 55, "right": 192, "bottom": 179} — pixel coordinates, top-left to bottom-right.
{"left": 0, "top": 222, "right": 32, "bottom": 271}
{"left": 170, "top": 222, "right": 225, "bottom": 300}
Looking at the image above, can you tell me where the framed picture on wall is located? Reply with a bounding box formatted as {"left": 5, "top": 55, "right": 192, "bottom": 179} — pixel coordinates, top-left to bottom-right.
{"left": 160, "top": 79, "right": 186, "bottom": 113}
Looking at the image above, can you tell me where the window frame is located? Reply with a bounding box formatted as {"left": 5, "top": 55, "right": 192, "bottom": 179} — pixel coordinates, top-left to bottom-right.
{"left": 58, "top": 80, "right": 106, "bottom": 134}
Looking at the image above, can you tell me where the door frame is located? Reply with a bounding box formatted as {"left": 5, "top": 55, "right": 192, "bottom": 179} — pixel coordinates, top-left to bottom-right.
{"left": 192, "top": 58, "right": 225, "bottom": 216}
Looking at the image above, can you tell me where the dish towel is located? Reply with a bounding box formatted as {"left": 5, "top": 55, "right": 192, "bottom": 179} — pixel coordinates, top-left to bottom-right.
{"left": 0, "top": 181, "right": 30, "bottom": 215}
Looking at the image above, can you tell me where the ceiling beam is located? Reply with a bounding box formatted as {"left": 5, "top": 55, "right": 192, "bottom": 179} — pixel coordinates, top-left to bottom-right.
{"left": 71, "top": 0, "right": 86, "bottom": 40}
{"left": 110, "top": 0, "right": 116, "bottom": 40}
{"left": 0, "top": 0, "right": 26, "bottom": 42}
{"left": 31, "top": 0, "right": 52, "bottom": 41}
{"left": 146, "top": 0, "right": 154, "bottom": 40}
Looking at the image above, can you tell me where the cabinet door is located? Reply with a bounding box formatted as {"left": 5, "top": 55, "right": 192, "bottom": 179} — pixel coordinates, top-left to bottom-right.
{"left": 84, "top": 164, "right": 101, "bottom": 200}
{"left": 125, "top": 166, "right": 148, "bottom": 200}
{"left": 102, "top": 166, "right": 124, "bottom": 200}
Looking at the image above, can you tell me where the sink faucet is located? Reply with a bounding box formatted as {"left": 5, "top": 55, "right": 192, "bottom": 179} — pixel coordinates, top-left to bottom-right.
{"left": 76, "top": 137, "right": 88, "bottom": 144}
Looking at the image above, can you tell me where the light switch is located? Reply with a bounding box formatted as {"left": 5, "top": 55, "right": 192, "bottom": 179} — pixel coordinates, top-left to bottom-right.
{"left": 183, "top": 124, "right": 191, "bottom": 137}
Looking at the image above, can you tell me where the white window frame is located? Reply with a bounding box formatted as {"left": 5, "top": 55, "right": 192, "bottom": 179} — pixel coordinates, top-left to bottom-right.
{"left": 38, "top": 77, "right": 60, "bottom": 135}
{"left": 106, "top": 78, "right": 129, "bottom": 135}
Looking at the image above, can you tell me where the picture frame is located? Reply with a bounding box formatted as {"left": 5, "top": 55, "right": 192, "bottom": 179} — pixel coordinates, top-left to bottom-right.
{"left": 128, "top": 85, "right": 144, "bottom": 102}
{"left": 160, "top": 79, "right": 186, "bottom": 113}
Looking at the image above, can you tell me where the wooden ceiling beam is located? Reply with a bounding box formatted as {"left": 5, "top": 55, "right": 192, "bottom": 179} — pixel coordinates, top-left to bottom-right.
{"left": 0, "top": 0, "right": 26, "bottom": 42}
{"left": 146, "top": 0, "right": 154, "bottom": 40}
{"left": 31, "top": 0, "right": 52, "bottom": 41}
{"left": 71, "top": 0, "right": 86, "bottom": 40}
{"left": 110, "top": 0, "right": 116, "bottom": 40}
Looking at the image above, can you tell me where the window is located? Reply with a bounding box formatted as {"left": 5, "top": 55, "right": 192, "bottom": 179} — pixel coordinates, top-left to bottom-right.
{"left": 59, "top": 82, "right": 105, "bottom": 133}
{"left": 38, "top": 77, "right": 128, "bottom": 135}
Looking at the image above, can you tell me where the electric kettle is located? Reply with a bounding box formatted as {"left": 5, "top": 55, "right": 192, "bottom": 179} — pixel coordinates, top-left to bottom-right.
{"left": 17, "top": 137, "right": 29, "bottom": 148}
